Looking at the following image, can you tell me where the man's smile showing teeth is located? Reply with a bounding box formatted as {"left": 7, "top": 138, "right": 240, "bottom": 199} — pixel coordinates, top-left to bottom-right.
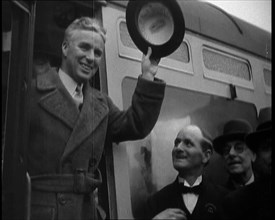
{"left": 81, "top": 63, "right": 91, "bottom": 70}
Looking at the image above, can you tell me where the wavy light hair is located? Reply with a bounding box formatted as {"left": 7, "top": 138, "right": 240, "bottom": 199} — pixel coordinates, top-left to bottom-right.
{"left": 63, "top": 17, "right": 106, "bottom": 43}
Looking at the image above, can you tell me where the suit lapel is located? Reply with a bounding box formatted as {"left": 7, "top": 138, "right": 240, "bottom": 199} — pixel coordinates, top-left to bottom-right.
{"left": 191, "top": 182, "right": 204, "bottom": 218}
{"left": 191, "top": 176, "right": 217, "bottom": 219}
{"left": 37, "top": 69, "right": 79, "bottom": 129}
{"left": 60, "top": 84, "right": 108, "bottom": 163}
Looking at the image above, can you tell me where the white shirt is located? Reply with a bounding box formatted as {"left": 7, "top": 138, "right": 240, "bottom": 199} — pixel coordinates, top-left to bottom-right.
{"left": 178, "top": 175, "right": 202, "bottom": 214}
{"left": 245, "top": 172, "right": 255, "bottom": 185}
{"left": 58, "top": 68, "right": 83, "bottom": 104}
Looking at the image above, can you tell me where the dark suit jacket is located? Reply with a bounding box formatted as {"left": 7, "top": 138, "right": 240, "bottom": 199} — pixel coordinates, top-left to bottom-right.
{"left": 222, "top": 178, "right": 272, "bottom": 220}
{"left": 145, "top": 176, "right": 228, "bottom": 220}
{"left": 28, "top": 68, "right": 165, "bottom": 220}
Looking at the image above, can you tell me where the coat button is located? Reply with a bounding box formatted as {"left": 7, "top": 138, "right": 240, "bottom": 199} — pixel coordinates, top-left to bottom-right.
{"left": 57, "top": 194, "right": 67, "bottom": 205}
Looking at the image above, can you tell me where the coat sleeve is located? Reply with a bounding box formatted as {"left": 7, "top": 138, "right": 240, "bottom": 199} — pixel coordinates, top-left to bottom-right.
{"left": 107, "top": 76, "right": 165, "bottom": 143}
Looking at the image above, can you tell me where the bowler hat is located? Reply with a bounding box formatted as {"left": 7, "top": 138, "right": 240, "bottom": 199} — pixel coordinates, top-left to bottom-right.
{"left": 126, "top": 0, "right": 185, "bottom": 59}
{"left": 213, "top": 119, "right": 253, "bottom": 155}
{"left": 245, "top": 107, "right": 272, "bottom": 152}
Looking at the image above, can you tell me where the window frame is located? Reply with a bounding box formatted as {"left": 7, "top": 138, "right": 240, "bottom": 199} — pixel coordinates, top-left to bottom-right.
{"left": 116, "top": 18, "right": 194, "bottom": 75}
{"left": 201, "top": 45, "right": 254, "bottom": 90}
{"left": 2, "top": 1, "right": 35, "bottom": 219}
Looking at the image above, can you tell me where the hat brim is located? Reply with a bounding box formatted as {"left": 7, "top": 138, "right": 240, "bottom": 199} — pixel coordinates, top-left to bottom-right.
{"left": 126, "top": 0, "right": 185, "bottom": 59}
{"left": 245, "top": 128, "right": 272, "bottom": 151}
{"left": 213, "top": 133, "right": 246, "bottom": 155}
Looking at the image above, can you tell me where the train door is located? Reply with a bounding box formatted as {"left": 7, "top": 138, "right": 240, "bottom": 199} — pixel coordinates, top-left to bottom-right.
{"left": 2, "top": 1, "right": 35, "bottom": 219}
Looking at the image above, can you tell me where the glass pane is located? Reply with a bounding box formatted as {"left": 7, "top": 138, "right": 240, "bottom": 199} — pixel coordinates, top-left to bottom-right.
{"left": 263, "top": 68, "right": 271, "bottom": 87}
{"left": 119, "top": 21, "right": 138, "bottom": 49}
{"left": 203, "top": 48, "right": 251, "bottom": 80}
{"left": 121, "top": 77, "right": 257, "bottom": 219}
{"left": 119, "top": 21, "right": 190, "bottom": 63}
{"left": 166, "top": 42, "right": 189, "bottom": 63}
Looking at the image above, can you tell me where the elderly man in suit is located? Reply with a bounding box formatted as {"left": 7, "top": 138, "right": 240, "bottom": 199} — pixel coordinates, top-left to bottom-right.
{"left": 145, "top": 125, "right": 228, "bottom": 220}
{"left": 213, "top": 119, "right": 256, "bottom": 190}
{"left": 28, "top": 17, "right": 165, "bottom": 220}
{"left": 222, "top": 107, "right": 272, "bottom": 220}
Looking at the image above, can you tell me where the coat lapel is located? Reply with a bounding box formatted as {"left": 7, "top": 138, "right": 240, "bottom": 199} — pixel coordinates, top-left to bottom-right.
{"left": 60, "top": 84, "right": 108, "bottom": 163}
{"left": 37, "top": 69, "right": 79, "bottom": 129}
{"left": 191, "top": 176, "right": 218, "bottom": 219}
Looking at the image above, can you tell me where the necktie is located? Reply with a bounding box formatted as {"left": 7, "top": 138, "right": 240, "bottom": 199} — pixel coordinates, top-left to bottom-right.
{"left": 180, "top": 184, "right": 202, "bottom": 194}
{"left": 73, "top": 84, "right": 83, "bottom": 109}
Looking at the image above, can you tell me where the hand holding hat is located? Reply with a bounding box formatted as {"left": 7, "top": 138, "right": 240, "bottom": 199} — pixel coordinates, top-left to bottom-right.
{"left": 126, "top": 0, "right": 185, "bottom": 59}
{"left": 141, "top": 47, "right": 160, "bottom": 81}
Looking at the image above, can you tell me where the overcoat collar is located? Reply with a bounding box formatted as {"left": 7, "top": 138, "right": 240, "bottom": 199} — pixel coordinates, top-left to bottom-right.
{"left": 61, "top": 82, "right": 108, "bottom": 163}
{"left": 37, "top": 68, "right": 79, "bottom": 128}
{"left": 36, "top": 68, "right": 108, "bottom": 163}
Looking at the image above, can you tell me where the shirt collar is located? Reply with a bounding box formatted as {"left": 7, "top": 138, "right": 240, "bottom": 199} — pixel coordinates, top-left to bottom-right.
{"left": 245, "top": 172, "right": 255, "bottom": 185}
{"left": 58, "top": 68, "right": 83, "bottom": 96}
{"left": 178, "top": 175, "right": 202, "bottom": 187}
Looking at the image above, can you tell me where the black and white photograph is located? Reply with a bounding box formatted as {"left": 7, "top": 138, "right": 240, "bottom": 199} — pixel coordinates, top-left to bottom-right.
{"left": 2, "top": 0, "right": 271, "bottom": 219}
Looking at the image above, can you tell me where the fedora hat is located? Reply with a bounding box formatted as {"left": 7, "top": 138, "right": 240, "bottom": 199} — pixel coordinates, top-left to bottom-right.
{"left": 245, "top": 107, "right": 272, "bottom": 152}
{"left": 126, "top": 0, "right": 185, "bottom": 59}
{"left": 213, "top": 119, "right": 253, "bottom": 155}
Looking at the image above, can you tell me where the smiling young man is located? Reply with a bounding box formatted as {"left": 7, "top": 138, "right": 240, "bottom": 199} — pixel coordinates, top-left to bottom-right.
{"left": 28, "top": 17, "right": 165, "bottom": 220}
{"left": 213, "top": 119, "right": 256, "bottom": 190}
{"left": 145, "top": 125, "right": 228, "bottom": 220}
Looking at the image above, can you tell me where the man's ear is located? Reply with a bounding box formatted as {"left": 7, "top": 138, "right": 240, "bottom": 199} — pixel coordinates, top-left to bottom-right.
{"left": 62, "top": 41, "right": 68, "bottom": 57}
{"left": 250, "top": 150, "right": 257, "bottom": 163}
{"left": 202, "top": 149, "right": 212, "bottom": 165}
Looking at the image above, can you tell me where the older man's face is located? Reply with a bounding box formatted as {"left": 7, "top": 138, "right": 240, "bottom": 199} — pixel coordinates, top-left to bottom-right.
{"left": 255, "top": 137, "right": 271, "bottom": 177}
{"left": 222, "top": 140, "right": 255, "bottom": 175}
{"left": 172, "top": 126, "right": 209, "bottom": 174}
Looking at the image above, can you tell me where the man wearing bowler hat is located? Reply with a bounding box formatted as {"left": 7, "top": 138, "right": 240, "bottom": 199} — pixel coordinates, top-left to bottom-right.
{"left": 246, "top": 107, "right": 272, "bottom": 179}
{"left": 213, "top": 119, "right": 256, "bottom": 190}
{"left": 222, "top": 107, "right": 272, "bottom": 220}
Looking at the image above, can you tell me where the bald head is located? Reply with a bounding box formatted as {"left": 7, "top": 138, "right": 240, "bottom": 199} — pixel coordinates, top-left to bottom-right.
{"left": 172, "top": 124, "right": 213, "bottom": 177}
{"left": 176, "top": 125, "right": 213, "bottom": 153}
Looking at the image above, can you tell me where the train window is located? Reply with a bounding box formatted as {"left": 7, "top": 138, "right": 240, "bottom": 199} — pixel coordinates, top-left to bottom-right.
{"left": 117, "top": 18, "right": 193, "bottom": 74}
{"left": 203, "top": 48, "right": 251, "bottom": 80}
{"left": 202, "top": 46, "right": 253, "bottom": 90}
{"left": 166, "top": 42, "right": 190, "bottom": 63}
{"left": 263, "top": 69, "right": 271, "bottom": 87}
{"left": 119, "top": 21, "right": 138, "bottom": 50}
{"left": 121, "top": 76, "right": 257, "bottom": 219}
{"left": 263, "top": 68, "right": 271, "bottom": 94}
{"left": 119, "top": 21, "right": 190, "bottom": 64}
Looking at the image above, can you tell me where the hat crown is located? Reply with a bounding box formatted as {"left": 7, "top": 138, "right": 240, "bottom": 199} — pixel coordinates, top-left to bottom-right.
{"left": 223, "top": 119, "right": 253, "bottom": 136}
{"left": 257, "top": 107, "right": 272, "bottom": 131}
